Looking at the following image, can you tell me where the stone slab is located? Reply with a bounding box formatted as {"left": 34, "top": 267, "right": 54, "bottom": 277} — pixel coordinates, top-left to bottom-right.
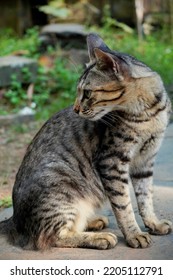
{"left": 0, "top": 56, "right": 37, "bottom": 87}
{"left": 0, "top": 107, "right": 35, "bottom": 127}
{"left": 0, "top": 113, "right": 35, "bottom": 127}
{"left": 39, "top": 23, "right": 87, "bottom": 51}
{"left": 41, "top": 23, "right": 87, "bottom": 36}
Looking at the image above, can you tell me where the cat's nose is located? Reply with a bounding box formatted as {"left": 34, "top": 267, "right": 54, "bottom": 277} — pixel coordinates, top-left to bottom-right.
{"left": 73, "top": 103, "right": 80, "bottom": 114}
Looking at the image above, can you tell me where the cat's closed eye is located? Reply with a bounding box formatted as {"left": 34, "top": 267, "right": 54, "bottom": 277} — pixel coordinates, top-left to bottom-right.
{"left": 83, "top": 89, "right": 92, "bottom": 99}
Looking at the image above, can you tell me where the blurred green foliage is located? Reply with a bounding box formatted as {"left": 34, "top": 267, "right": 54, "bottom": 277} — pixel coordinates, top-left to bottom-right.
{"left": 39, "top": 0, "right": 70, "bottom": 19}
{"left": 0, "top": 28, "right": 40, "bottom": 57}
{"left": 0, "top": 19, "right": 173, "bottom": 119}
{"left": 89, "top": 27, "right": 173, "bottom": 86}
{"left": 0, "top": 196, "right": 12, "bottom": 208}
{"left": 0, "top": 28, "right": 80, "bottom": 119}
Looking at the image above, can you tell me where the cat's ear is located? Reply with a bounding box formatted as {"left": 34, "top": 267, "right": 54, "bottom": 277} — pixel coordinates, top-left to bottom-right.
{"left": 94, "top": 48, "right": 117, "bottom": 70}
{"left": 94, "top": 48, "right": 124, "bottom": 81}
{"left": 87, "top": 33, "right": 110, "bottom": 62}
{"left": 129, "top": 64, "right": 154, "bottom": 78}
{"left": 94, "top": 48, "right": 154, "bottom": 79}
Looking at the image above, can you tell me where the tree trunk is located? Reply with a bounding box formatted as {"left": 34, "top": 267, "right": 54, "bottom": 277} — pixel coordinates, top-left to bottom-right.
{"left": 169, "top": 0, "right": 173, "bottom": 42}
{"left": 135, "top": 0, "right": 144, "bottom": 41}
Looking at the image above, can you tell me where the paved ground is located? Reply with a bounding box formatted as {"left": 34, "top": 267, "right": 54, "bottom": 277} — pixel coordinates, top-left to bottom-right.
{"left": 0, "top": 124, "right": 173, "bottom": 260}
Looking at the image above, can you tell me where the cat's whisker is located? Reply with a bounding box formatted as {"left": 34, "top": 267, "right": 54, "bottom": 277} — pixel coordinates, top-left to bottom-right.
{"left": 108, "top": 111, "right": 125, "bottom": 120}
{"left": 104, "top": 112, "right": 119, "bottom": 122}
{"left": 101, "top": 115, "right": 117, "bottom": 129}
{"left": 107, "top": 113, "right": 130, "bottom": 127}
{"left": 96, "top": 104, "right": 127, "bottom": 111}
{"left": 107, "top": 113, "right": 120, "bottom": 122}
{"left": 112, "top": 104, "right": 127, "bottom": 110}
{"left": 103, "top": 112, "right": 131, "bottom": 130}
{"left": 68, "top": 58, "right": 80, "bottom": 74}
{"left": 100, "top": 118, "right": 113, "bottom": 128}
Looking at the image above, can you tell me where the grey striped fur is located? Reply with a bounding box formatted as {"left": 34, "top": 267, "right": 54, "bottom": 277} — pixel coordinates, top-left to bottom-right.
{"left": 0, "top": 33, "right": 172, "bottom": 250}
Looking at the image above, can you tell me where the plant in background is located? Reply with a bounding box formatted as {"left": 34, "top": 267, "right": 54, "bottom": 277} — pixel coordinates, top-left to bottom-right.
{"left": 0, "top": 196, "right": 12, "bottom": 209}
{"left": 4, "top": 67, "right": 33, "bottom": 108}
{"left": 0, "top": 27, "right": 40, "bottom": 57}
{"left": 33, "top": 58, "right": 80, "bottom": 119}
{"left": 3, "top": 56, "right": 80, "bottom": 119}
{"left": 0, "top": 15, "right": 173, "bottom": 119}
{"left": 4, "top": 74, "right": 26, "bottom": 107}
{"left": 39, "top": 0, "right": 70, "bottom": 21}
{"left": 89, "top": 6, "right": 173, "bottom": 88}
{"left": 101, "top": 4, "right": 134, "bottom": 34}
{"left": 38, "top": 0, "right": 100, "bottom": 26}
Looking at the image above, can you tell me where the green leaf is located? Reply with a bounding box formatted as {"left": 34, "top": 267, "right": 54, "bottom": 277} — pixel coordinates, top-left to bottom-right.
{"left": 0, "top": 197, "right": 12, "bottom": 208}
{"left": 39, "top": 6, "right": 70, "bottom": 19}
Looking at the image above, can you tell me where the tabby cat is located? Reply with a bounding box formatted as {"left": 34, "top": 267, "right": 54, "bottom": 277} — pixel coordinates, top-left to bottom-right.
{"left": 0, "top": 33, "right": 172, "bottom": 250}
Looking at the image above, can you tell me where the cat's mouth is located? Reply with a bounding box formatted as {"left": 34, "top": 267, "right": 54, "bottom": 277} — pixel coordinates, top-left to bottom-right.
{"left": 73, "top": 98, "right": 124, "bottom": 121}
{"left": 74, "top": 105, "right": 96, "bottom": 120}
{"left": 73, "top": 104, "right": 109, "bottom": 121}
{"left": 78, "top": 110, "right": 98, "bottom": 121}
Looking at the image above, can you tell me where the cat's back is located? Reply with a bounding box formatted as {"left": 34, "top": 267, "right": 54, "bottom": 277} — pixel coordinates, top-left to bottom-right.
{"left": 20, "top": 107, "right": 86, "bottom": 161}
{"left": 13, "top": 106, "right": 100, "bottom": 189}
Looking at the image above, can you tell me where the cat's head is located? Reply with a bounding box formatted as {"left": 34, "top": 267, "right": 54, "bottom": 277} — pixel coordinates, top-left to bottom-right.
{"left": 73, "top": 33, "right": 158, "bottom": 120}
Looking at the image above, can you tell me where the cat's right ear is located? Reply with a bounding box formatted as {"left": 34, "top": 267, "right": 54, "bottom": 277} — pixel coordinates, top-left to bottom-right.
{"left": 87, "top": 33, "right": 110, "bottom": 63}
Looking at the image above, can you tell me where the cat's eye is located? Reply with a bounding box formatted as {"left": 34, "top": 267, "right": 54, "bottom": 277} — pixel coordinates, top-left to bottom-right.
{"left": 83, "top": 89, "right": 92, "bottom": 99}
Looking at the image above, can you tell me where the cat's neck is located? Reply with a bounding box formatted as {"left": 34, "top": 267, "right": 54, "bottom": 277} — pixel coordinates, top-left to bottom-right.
{"left": 119, "top": 74, "right": 167, "bottom": 119}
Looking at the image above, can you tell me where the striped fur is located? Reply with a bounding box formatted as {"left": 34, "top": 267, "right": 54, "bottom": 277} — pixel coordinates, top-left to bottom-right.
{"left": 0, "top": 33, "right": 172, "bottom": 250}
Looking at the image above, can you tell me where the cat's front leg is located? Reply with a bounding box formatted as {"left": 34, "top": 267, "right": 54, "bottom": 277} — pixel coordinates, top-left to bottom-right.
{"left": 131, "top": 169, "right": 172, "bottom": 235}
{"left": 109, "top": 183, "right": 152, "bottom": 248}
{"left": 98, "top": 159, "right": 152, "bottom": 248}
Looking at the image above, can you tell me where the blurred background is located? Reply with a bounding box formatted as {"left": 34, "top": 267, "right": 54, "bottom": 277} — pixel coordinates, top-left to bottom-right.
{"left": 0, "top": 0, "right": 173, "bottom": 207}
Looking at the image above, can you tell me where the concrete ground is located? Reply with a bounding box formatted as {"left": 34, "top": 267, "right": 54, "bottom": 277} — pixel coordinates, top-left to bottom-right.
{"left": 0, "top": 124, "right": 173, "bottom": 260}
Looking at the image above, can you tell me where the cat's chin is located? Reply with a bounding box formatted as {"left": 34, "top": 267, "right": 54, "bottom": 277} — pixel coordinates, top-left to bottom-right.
{"left": 78, "top": 114, "right": 98, "bottom": 121}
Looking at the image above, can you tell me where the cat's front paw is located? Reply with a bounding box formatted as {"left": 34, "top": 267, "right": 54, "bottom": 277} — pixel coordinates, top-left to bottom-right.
{"left": 126, "top": 232, "right": 152, "bottom": 248}
{"left": 146, "top": 219, "right": 172, "bottom": 235}
{"left": 93, "top": 232, "right": 118, "bottom": 249}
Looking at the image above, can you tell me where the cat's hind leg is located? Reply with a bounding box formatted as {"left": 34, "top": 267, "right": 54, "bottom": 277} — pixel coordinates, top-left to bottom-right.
{"left": 87, "top": 216, "right": 109, "bottom": 231}
{"left": 55, "top": 199, "right": 117, "bottom": 250}
{"left": 36, "top": 198, "right": 117, "bottom": 250}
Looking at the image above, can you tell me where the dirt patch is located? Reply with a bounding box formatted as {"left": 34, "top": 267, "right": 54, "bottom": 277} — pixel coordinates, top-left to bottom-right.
{"left": 0, "top": 121, "right": 43, "bottom": 201}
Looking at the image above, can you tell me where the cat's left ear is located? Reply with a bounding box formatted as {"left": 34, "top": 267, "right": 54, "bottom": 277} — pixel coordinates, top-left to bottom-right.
{"left": 87, "top": 33, "right": 110, "bottom": 63}
{"left": 94, "top": 48, "right": 124, "bottom": 81}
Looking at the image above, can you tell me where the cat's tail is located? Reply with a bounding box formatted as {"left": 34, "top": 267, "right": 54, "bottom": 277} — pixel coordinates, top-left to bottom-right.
{"left": 0, "top": 217, "right": 18, "bottom": 244}
{"left": 0, "top": 218, "right": 33, "bottom": 249}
